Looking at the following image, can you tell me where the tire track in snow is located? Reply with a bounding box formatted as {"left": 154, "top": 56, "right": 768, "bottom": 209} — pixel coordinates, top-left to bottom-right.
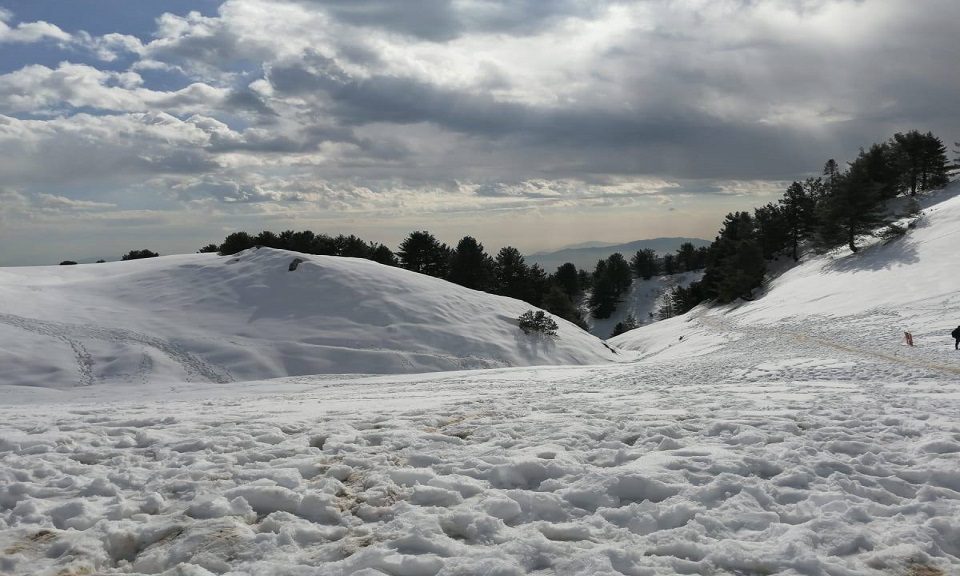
{"left": 0, "top": 312, "right": 233, "bottom": 386}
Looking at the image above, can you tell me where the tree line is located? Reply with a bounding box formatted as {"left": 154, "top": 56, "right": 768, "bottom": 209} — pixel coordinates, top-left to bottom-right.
{"left": 204, "top": 230, "right": 711, "bottom": 330}
{"left": 664, "top": 129, "right": 953, "bottom": 317}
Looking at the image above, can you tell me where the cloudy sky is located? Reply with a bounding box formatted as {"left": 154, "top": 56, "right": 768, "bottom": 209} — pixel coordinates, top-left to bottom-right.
{"left": 1, "top": 0, "right": 957, "bottom": 265}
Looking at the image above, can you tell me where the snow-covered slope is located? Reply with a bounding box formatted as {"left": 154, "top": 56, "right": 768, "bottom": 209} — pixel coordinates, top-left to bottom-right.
{"left": 611, "top": 185, "right": 960, "bottom": 365}
{"left": 3, "top": 189, "right": 960, "bottom": 576}
{"left": 0, "top": 248, "right": 619, "bottom": 388}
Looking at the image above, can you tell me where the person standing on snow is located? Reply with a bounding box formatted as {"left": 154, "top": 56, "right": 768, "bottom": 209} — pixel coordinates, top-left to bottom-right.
{"left": 953, "top": 326, "right": 960, "bottom": 350}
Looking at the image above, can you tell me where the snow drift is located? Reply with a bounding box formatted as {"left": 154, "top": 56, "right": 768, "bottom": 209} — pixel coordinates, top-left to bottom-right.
{"left": 0, "top": 248, "right": 619, "bottom": 387}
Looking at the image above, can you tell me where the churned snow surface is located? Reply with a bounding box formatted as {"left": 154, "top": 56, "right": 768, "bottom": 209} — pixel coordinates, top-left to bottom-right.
{"left": 0, "top": 248, "right": 620, "bottom": 388}
{"left": 2, "top": 187, "right": 960, "bottom": 575}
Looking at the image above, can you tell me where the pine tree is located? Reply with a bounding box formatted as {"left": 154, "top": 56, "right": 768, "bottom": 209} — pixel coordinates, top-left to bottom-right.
{"left": 588, "top": 269, "right": 619, "bottom": 318}
{"left": 494, "top": 246, "right": 531, "bottom": 301}
{"left": 255, "top": 230, "right": 280, "bottom": 249}
{"left": 675, "top": 242, "right": 699, "bottom": 272}
{"left": 661, "top": 253, "right": 678, "bottom": 275}
{"left": 553, "top": 262, "right": 580, "bottom": 299}
{"left": 542, "top": 285, "right": 588, "bottom": 330}
{"left": 219, "top": 232, "right": 256, "bottom": 255}
{"left": 369, "top": 243, "right": 398, "bottom": 266}
{"left": 605, "top": 253, "right": 633, "bottom": 294}
{"left": 448, "top": 236, "right": 495, "bottom": 291}
{"left": 753, "top": 202, "right": 788, "bottom": 260}
{"left": 779, "top": 181, "right": 816, "bottom": 261}
{"left": 823, "top": 159, "right": 840, "bottom": 192}
{"left": 817, "top": 158, "right": 887, "bottom": 252}
{"left": 610, "top": 314, "right": 638, "bottom": 337}
{"left": 700, "top": 212, "right": 766, "bottom": 303}
{"left": 919, "top": 132, "right": 949, "bottom": 191}
{"left": 398, "top": 231, "right": 450, "bottom": 277}
{"left": 892, "top": 130, "right": 929, "bottom": 196}
{"left": 630, "top": 248, "right": 659, "bottom": 279}
{"left": 335, "top": 235, "right": 372, "bottom": 258}
{"left": 858, "top": 142, "right": 901, "bottom": 199}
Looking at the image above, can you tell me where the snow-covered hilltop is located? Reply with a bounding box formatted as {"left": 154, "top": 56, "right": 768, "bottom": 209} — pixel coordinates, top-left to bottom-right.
{"left": 0, "top": 247, "right": 619, "bottom": 388}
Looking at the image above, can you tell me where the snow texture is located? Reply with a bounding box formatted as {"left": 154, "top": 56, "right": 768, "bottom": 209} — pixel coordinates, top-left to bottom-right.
{"left": 1, "top": 186, "right": 960, "bottom": 575}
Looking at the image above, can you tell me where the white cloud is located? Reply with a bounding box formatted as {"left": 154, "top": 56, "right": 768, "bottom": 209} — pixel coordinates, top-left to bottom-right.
{"left": 0, "top": 10, "right": 72, "bottom": 44}
{"left": 0, "top": 63, "right": 227, "bottom": 114}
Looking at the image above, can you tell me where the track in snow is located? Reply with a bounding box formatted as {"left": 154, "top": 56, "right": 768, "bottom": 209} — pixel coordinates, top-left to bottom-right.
{"left": 0, "top": 312, "right": 233, "bottom": 386}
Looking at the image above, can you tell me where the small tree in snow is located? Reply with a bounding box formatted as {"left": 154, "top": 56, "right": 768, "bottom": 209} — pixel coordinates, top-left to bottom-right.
{"left": 518, "top": 310, "right": 559, "bottom": 336}
{"left": 610, "top": 314, "right": 638, "bottom": 337}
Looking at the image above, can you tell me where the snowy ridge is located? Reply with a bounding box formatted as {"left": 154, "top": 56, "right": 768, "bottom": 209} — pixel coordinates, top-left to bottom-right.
{"left": 0, "top": 247, "right": 620, "bottom": 388}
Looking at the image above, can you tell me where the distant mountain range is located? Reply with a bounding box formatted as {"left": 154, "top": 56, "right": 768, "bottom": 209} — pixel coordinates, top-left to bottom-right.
{"left": 528, "top": 237, "right": 711, "bottom": 272}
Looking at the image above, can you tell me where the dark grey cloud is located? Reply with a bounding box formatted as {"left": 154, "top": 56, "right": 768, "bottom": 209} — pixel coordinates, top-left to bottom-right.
{"left": 299, "top": 0, "right": 601, "bottom": 41}
{"left": 3, "top": 0, "right": 960, "bottom": 259}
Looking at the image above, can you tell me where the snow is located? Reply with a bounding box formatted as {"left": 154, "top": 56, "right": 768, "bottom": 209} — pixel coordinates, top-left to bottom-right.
{"left": 2, "top": 187, "right": 960, "bottom": 575}
{"left": 0, "top": 247, "right": 620, "bottom": 389}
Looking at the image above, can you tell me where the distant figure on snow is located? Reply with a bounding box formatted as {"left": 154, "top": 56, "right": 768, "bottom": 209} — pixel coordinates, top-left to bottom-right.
{"left": 953, "top": 326, "right": 960, "bottom": 350}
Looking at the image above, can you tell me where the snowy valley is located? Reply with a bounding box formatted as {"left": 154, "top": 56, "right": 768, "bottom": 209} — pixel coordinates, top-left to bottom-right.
{"left": 2, "top": 188, "right": 960, "bottom": 576}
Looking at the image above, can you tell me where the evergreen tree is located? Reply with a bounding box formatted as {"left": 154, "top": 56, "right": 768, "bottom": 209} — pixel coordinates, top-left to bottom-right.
{"left": 121, "top": 249, "right": 159, "bottom": 261}
{"left": 610, "top": 314, "right": 638, "bottom": 337}
{"left": 398, "top": 231, "right": 450, "bottom": 277}
{"left": 588, "top": 260, "right": 619, "bottom": 319}
{"left": 311, "top": 234, "right": 338, "bottom": 255}
{"left": 198, "top": 244, "right": 219, "bottom": 253}
{"left": 553, "top": 262, "right": 581, "bottom": 300}
{"left": 448, "top": 236, "right": 495, "bottom": 291}
{"left": 753, "top": 202, "right": 788, "bottom": 260}
{"left": 219, "top": 232, "right": 256, "bottom": 255}
{"left": 525, "top": 264, "right": 550, "bottom": 308}
{"left": 542, "top": 285, "right": 588, "bottom": 330}
{"left": 817, "top": 158, "right": 887, "bottom": 252}
{"left": 494, "top": 246, "right": 531, "bottom": 301}
{"left": 891, "top": 130, "right": 947, "bottom": 196}
{"left": 675, "top": 242, "right": 699, "bottom": 272}
{"left": 779, "top": 181, "right": 816, "bottom": 261}
{"left": 605, "top": 253, "right": 633, "bottom": 294}
{"left": 661, "top": 253, "right": 678, "bottom": 275}
{"left": 577, "top": 268, "right": 592, "bottom": 292}
{"left": 823, "top": 159, "right": 840, "bottom": 196}
{"left": 630, "top": 248, "right": 659, "bottom": 279}
{"left": 919, "top": 132, "right": 949, "bottom": 191}
{"left": 369, "top": 243, "right": 398, "bottom": 266}
{"left": 335, "top": 235, "right": 371, "bottom": 258}
{"left": 255, "top": 230, "right": 280, "bottom": 248}
{"left": 701, "top": 212, "right": 766, "bottom": 303}
{"left": 668, "top": 281, "right": 706, "bottom": 316}
{"left": 857, "top": 143, "right": 901, "bottom": 199}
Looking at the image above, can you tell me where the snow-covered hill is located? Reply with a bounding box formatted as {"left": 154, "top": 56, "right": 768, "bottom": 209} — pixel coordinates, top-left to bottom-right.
{"left": 611, "top": 185, "right": 960, "bottom": 366}
{"left": 0, "top": 248, "right": 619, "bottom": 388}
{"left": 2, "top": 188, "right": 960, "bottom": 576}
